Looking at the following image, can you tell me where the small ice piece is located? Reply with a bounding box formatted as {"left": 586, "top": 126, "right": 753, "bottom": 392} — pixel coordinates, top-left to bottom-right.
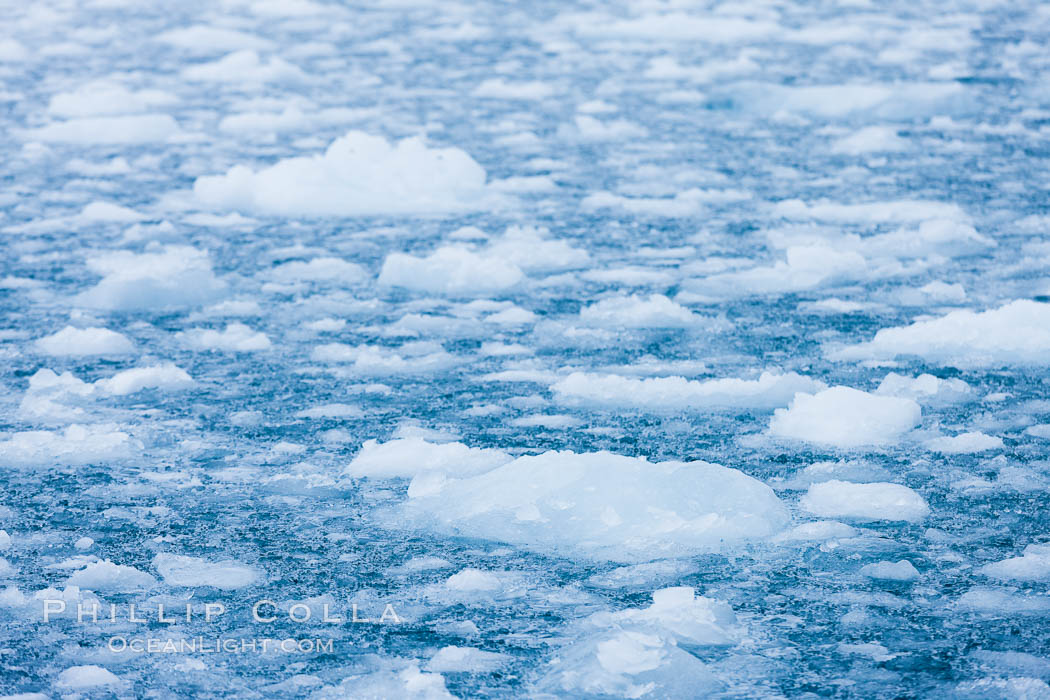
{"left": 552, "top": 371, "right": 825, "bottom": 411}
{"left": 979, "top": 543, "right": 1050, "bottom": 582}
{"left": 386, "top": 556, "right": 451, "bottom": 575}
{"left": 578, "top": 294, "right": 704, "bottom": 328}
{"left": 311, "top": 664, "right": 454, "bottom": 699}
{"left": 378, "top": 246, "right": 524, "bottom": 295}
{"left": 859, "top": 560, "right": 920, "bottom": 581}
{"left": 64, "top": 560, "right": 156, "bottom": 592}
{"left": 0, "top": 530, "right": 10, "bottom": 550}
{"left": 179, "top": 323, "right": 271, "bottom": 352}
{"left": 95, "top": 364, "right": 193, "bottom": 396}
{"left": 74, "top": 537, "right": 94, "bottom": 551}
{"left": 769, "top": 386, "right": 921, "bottom": 447}
{"left": 346, "top": 438, "right": 512, "bottom": 479}
{"left": 34, "top": 326, "right": 134, "bottom": 356}
{"left": 925, "top": 432, "right": 1004, "bottom": 454}
{"left": 295, "top": 404, "right": 362, "bottom": 419}
{"left": 426, "top": 646, "right": 511, "bottom": 673}
{"left": 152, "top": 553, "right": 261, "bottom": 590}
{"left": 75, "top": 246, "right": 225, "bottom": 311}
{"left": 774, "top": 520, "right": 859, "bottom": 542}
{"left": 875, "top": 372, "right": 972, "bottom": 405}
{"left": 55, "top": 665, "right": 122, "bottom": 690}
{"left": 445, "top": 569, "right": 502, "bottom": 592}
{"left": 830, "top": 126, "right": 908, "bottom": 154}
{"left": 800, "top": 480, "right": 930, "bottom": 523}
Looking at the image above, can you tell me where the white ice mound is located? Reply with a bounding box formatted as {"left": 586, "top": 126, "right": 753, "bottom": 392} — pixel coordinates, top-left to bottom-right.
{"left": 194, "top": 131, "right": 502, "bottom": 217}
{"left": 551, "top": 371, "right": 825, "bottom": 411}
{"left": 769, "top": 386, "right": 920, "bottom": 448}
{"left": 34, "top": 327, "right": 134, "bottom": 356}
{"left": 536, "top": 587, "right": 738, "bottom": 698}
{"left": 829, "top": 300, "right": 1050, "bottom": 368}
{"left": 926, "top": 431, "right": 1003, "bottom": 454}
{"left": 378, "top": 246, "right": 524, "bottom": 295}
{"left": 0, "top": 424, "right": 138, "bottom": 466}
{"left": 800, "top": 480, "right": 930, "bottom": 522}
{"left": 75, "top": 246, "right": 225, "bottom": 311}
{"left": 346, "top": 438, "right": 512, "bottom": 479}
{"left": 152, "top": 553, "right": 262, "bottom": 590}
{"left": 65, "top": 560, "right": 156, "bottom": 592}
{"left": 578, "top": 294, "right": 706, "bottom": 329}
{"left": 393, "top": 450, "right": 789, "bottom": 562}
{"left": 978, "top": 544, "right": 1050, "bottom": 582}
{"left": 875, "top": 372, "right": 972, "bottom": 405}
{"left": 95, "top": 364, "right": 194, "bottom": 396}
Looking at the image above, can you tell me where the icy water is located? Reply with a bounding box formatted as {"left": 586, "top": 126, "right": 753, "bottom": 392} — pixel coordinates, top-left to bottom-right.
{"left": 3, "top": 0, "right": 1050, "bottom": 697}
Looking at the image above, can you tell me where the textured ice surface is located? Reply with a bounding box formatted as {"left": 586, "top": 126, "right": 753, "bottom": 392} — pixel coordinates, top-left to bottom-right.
{"left": 3, "top": 0, "right": 1050, "bottom": 696}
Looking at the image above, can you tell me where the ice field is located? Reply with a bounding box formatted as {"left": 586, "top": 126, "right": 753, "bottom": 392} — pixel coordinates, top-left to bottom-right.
{"left": 3, "top": 0, "right": 1050, "bottom": 697}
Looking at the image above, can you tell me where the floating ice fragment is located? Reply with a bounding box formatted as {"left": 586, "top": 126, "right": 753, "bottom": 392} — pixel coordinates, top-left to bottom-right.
{"left": 769, "top": 387, "right": 920, "bottom": 447}
{"left": 800, "top": 480, "right": 929, "bottom": 523}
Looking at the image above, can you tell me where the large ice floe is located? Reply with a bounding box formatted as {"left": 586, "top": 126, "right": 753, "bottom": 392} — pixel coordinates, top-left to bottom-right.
{"left": 365, "top": 443, "right": 789, "bottom": 562}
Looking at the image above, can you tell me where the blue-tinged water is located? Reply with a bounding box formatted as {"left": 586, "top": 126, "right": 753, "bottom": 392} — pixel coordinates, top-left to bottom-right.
{"left": 2, "top": 0, "right": 1050, "bottom": 697}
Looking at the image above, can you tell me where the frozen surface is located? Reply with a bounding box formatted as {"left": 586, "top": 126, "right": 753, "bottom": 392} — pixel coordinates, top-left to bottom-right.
{"left": 2, "top": 0, "right": 1050, "bottom": 697}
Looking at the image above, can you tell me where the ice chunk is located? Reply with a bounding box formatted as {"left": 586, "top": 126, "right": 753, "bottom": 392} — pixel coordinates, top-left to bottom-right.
{"left": 774, "top": 198, "right": 967, "bottom": 223}
{"left": 394, "top": 450, "right": 789, "bottom": 562}
{"left": 311, "top": 342, "right": 462, "bottom": 375}
{"left": 181, "top": 49, "right": 306, "bottom": 84}
{"left": 685, "top": 245, "right": 867, "bottom": 297}
{"left": 427, "top": 646, "right": 510, "bottom": 673}
{"left": 310, "top": 663, "right": 454, "bottom": 699}
{"left": 875, "top": 372, "right": 972, "bottom": 405}
{"left": 24, "top": 115, "right": 181, "bottom": 144}
{"left": 979, "top": 544, "right": 1050, "bottom": 582}
{"left": 926, "top": 432, "right": 1003, "bottom": 454}
{"left": 347, "top": 438, "right": 512, "bottom": 479}
{"left": 829, "top": 300, "right": 1050, "bottom": 368}
{"left": 536, "top": 587, "right": 737, "bottom": 697}
{"left": 800, "top": 480, "right": 930, "bottom": 522}
{"left": 295, "top": 403, "right": 362, "bottom": 419}
{"left": 152, "top": 553, "right": 261, "bottom": 590}
{"left": 269, "top": 257, "right": 367, "bottom": 284}
{"left": 34, "top": 326, "right": 133, "bottom": 356}
{"left": 446, "top": 569, "right": 502, "bottom": 591}
{"left": 48, "top": 81, "right": 177, "bottom": 118}
{"left": 579, "top": 294, "right": 706, "bottom": 328}
{"left": 179, "top": 323, "right": 271, "bottom": 352}
{"left": 831, "top": 126, "right": 908, "bottom": 154}
{"left": 155, "top": 26, "right": 275, "bottom": 54}
{"left": 65, "top": 560, "right": 156, "bottom": 592}
{"left": 95, "top": 364, "right": 193, "bottom": 396}
{"left": 774, "top": 520, "right": 859, "bottom": 542}
{"left": 769, "top": 387, "right": 921, "bottom": 447}
{"left": 75, "top": 246, "right": 225, "bottom": 311}
{"left": 0, "top": 424, "right": 138, "bottom": 466}
{"left": 79, "top": 201, "right": 146, "bottom": 223}
{"left": 859, "top": 560, "right": 920, "bottom": 581}
{"left": 483, "top": 226, "right": 589, "bottom": 272}
{"left": 55, "top": 665, "right": 122, "bottom": 690}
{"left": 473, "top": 79, "right": 555, "bottom": 99}
{"left": 19, "top": 369, "right": 95, "bottom": 423}
{"left": 378, "top": 246, "right": 523, "bottom": 295}
{"left": 552, "top": 371, "right": 825, "bottom": 411}
{"left": 195, "top": 131, "right": 502, "bottom": 217}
